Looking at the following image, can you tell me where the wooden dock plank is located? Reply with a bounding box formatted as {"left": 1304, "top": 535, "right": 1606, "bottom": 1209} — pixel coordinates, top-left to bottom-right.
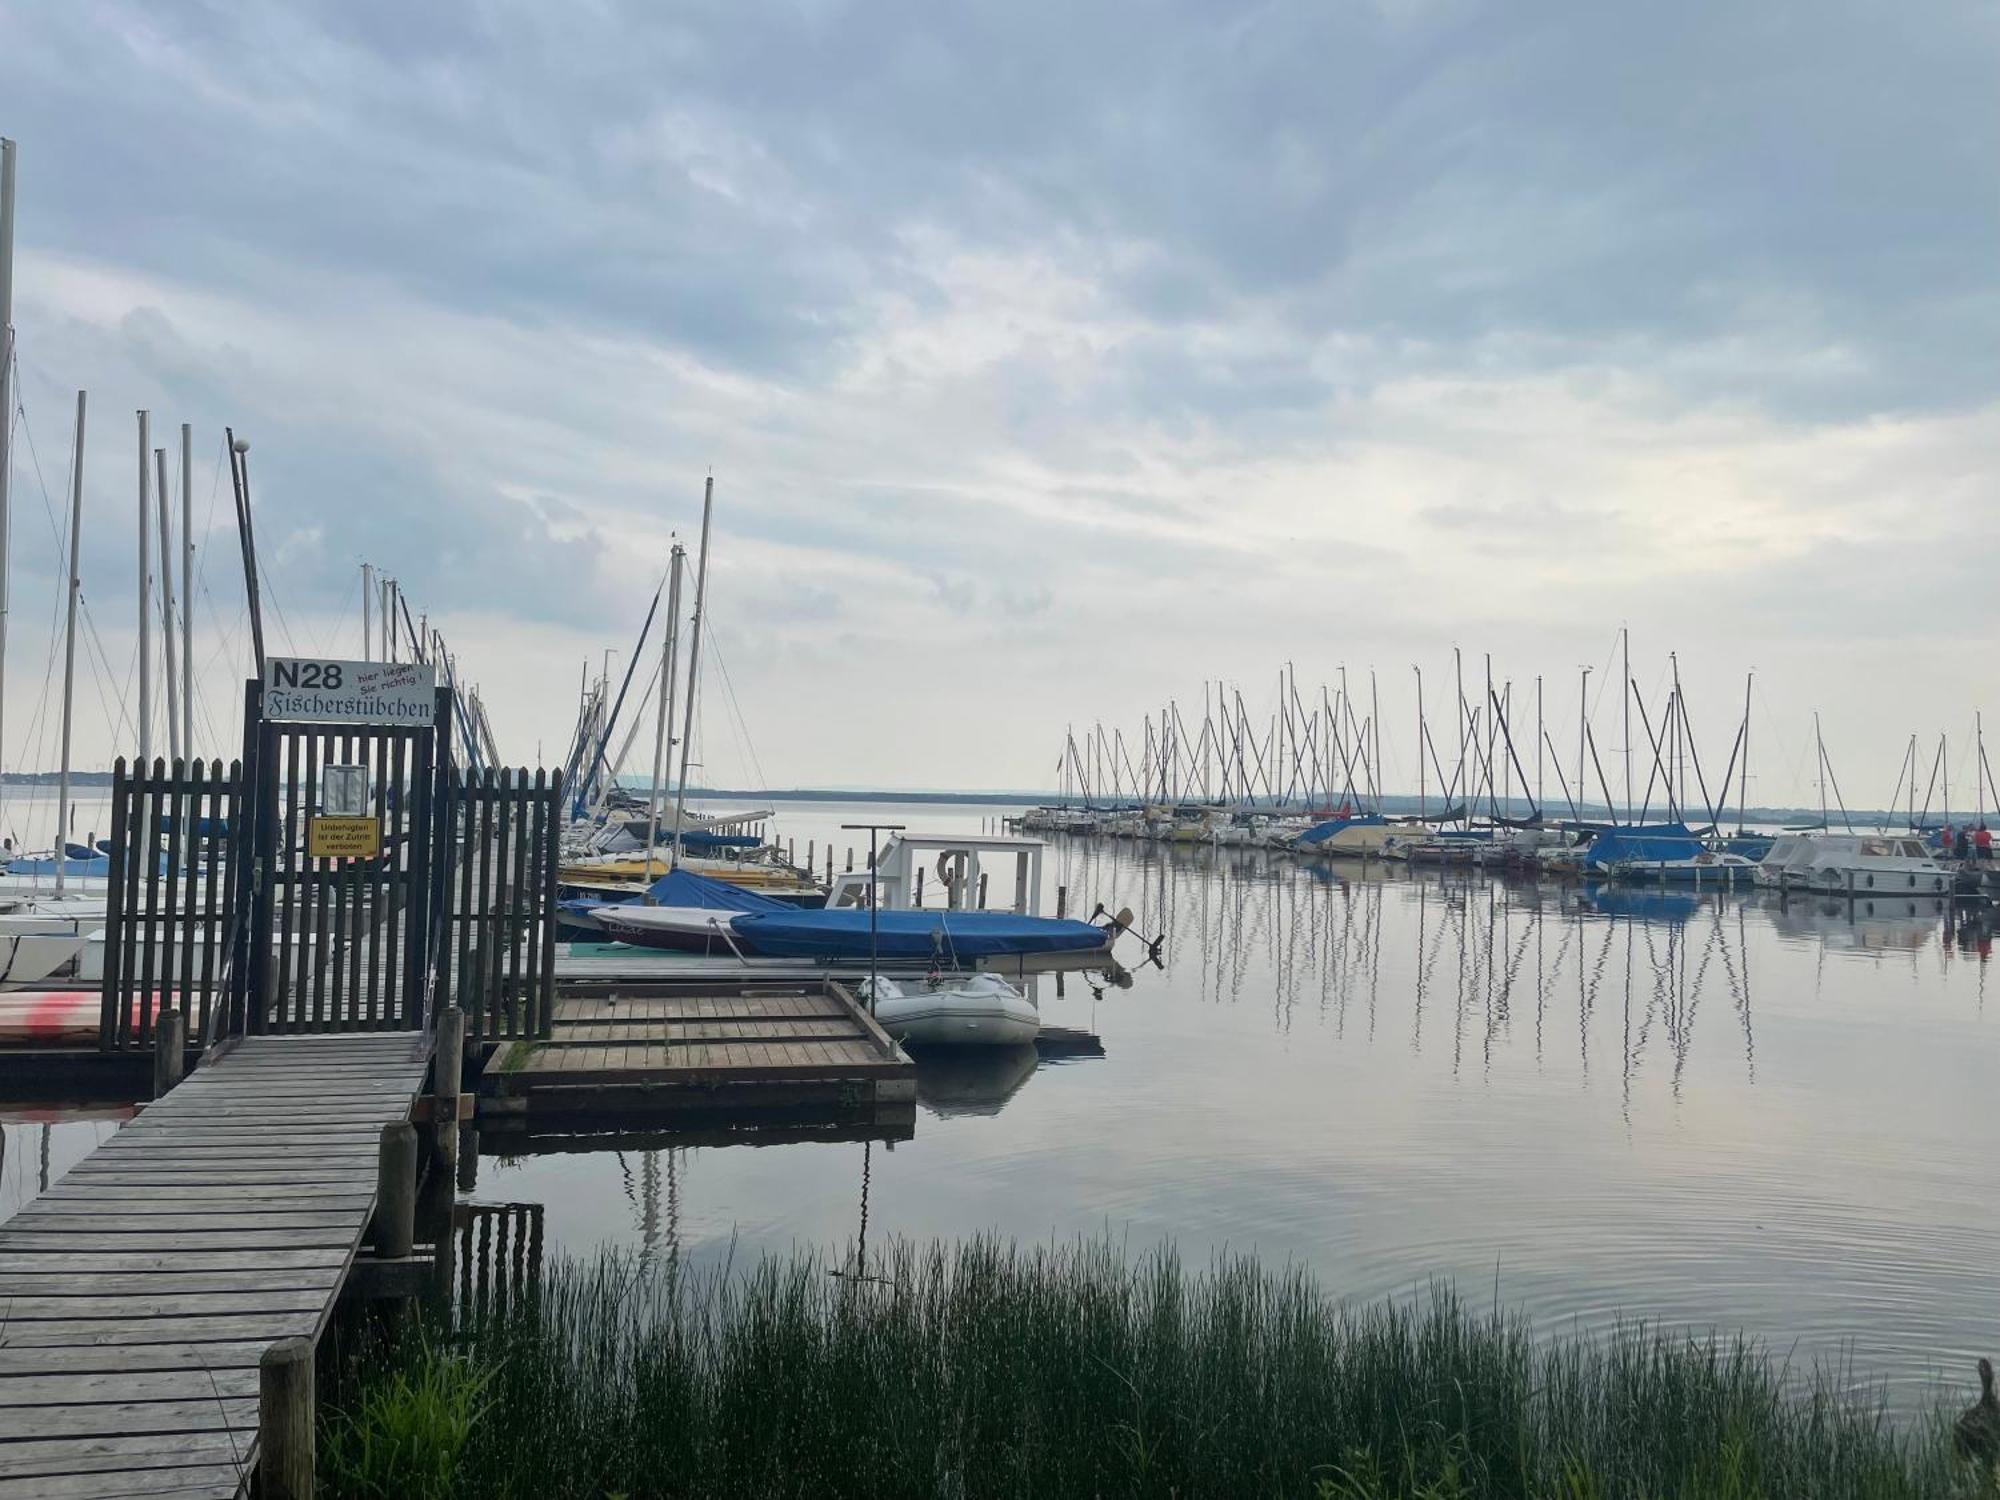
{"left": 0, "top": 1368, "right": 261, "bottom": 1406}
{"left": 0, "top": 1397, "right": 258, "bottom": 1440}
{"left": 0, "top": 1467, "right": 249, "bottom": 1499}
{"left": 8, "top": 1210, "right": 360, "bottom": 1234}
{"left": 0, "top": 1290, "right": 333, "bottom": 1319}
{"left": 0, "top": 1432, "right": 253, "bottom": 1480}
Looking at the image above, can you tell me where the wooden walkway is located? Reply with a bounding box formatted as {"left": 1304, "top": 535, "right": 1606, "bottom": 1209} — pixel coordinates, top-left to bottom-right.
{"left": 0, "top": 1030, "right": 434, "bottom": 1500}
{"left": 482, "top": 982, "right": 913, "bottom": 1132}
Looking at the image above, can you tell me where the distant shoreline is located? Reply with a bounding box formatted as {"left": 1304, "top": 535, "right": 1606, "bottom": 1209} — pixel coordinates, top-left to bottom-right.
{"left": 1, "top": 773, "right": 1947, "bottom": 828}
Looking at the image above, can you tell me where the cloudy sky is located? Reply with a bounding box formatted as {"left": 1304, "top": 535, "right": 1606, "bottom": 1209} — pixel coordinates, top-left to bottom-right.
{"left": 2, "top": 0, "right": 1996, "bottom": 806}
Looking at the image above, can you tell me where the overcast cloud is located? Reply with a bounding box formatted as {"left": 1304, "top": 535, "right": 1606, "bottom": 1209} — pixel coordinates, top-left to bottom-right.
{"left": 2, "top": 0, "right": 1996, "bottom": 803}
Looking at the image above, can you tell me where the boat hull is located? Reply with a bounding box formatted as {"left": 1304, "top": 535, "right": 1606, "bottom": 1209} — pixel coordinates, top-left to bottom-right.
{"left": 731, "top": 909, "right": 1113, "bottom": 963}
{"left": 596, "top": 906, "right": 752, "bottom": 953}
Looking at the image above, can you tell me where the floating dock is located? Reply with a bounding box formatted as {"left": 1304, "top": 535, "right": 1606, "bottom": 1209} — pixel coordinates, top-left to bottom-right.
{"left": 478, "top": 978, "right": 916, "bottom": 1136}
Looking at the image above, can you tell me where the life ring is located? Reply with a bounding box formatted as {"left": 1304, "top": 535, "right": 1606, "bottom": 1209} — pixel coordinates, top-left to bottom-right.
{"left": 936, "top": 850, "right": 972, "bottom": 898}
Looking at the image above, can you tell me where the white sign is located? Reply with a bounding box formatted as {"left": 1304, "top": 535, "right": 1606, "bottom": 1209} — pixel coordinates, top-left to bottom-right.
{"left": 264, "top": 658, "right": 438, "bottom": 726}
{"left": 321, "top": 764, "right": 372, "bottom": 815}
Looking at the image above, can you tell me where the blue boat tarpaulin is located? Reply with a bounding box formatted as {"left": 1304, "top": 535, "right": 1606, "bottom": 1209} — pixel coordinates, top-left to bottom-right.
{"left": 566, "top": 867, "right": 792, "bottom": 923}
{"left": 644, "top": 868, "right": 790, "bottom": 912}
{"left": 730, "top": 908, "right": 1109, "bottom": 961}
{"left": 1583, "top": 822, "right": 1700, "bottom": 870}
{"left": 1295, "top": 813, "right": 1386, "bottom": 846}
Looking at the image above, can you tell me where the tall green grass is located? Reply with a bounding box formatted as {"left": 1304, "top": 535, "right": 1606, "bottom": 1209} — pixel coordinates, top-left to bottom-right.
{"left": 319, "top": 1239, "right": 1974, "bottom": 1499}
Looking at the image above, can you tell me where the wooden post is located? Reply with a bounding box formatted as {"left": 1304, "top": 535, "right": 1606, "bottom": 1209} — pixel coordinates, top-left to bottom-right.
{"left": 915, "top": 868, "right": 924, "bottom": 905}
{"left": 456, "top": 1121, "right": 480, "bottom": 1192}
{"left": 432, "top": 1006, "right": 464, "bottom": 1176}
{"left": 259, "top": 1336, "right": 315, "bottom": 1500}
{"left": 807, "top": 838, "right": 814, "bottom": 871}
{"left": 978, "top": 872, "right": 989, "bottom": 908}
{"left": 151, "top": 1007, "right": 186, "bottom": 1098}
{"left": 845, "top": 846, "right": 853, "bottom": 872}
{"left": 1057, "top": 884, "right": 1068, "bottom": 918}
{"left": 456, "top": 942, "right": 482, "bottom": 1039}
{"left": 372, "top": 1122, "right": 417, "bottom": 1259}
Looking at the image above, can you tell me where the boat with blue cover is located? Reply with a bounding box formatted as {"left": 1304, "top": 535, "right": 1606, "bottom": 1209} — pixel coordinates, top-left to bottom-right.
{"left": 729, "top": 907, "right": 1113, "bottom": 962}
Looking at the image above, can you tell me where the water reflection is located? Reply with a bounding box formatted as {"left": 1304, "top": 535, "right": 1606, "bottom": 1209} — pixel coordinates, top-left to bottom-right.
{"left": 1059, "top": 840, "right": 1993, "bottom": 1102}
{"left": 914, "top": 1043, "right": 1040, "bottom": 1117}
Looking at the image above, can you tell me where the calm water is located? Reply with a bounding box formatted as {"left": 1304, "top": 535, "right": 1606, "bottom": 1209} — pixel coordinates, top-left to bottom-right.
{"left": 6, "top": 797, "right": 1995, "bottom": 1411}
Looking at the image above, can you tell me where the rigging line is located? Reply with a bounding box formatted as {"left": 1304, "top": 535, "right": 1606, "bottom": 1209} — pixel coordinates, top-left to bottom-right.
{"left": 703, "top": 619, "right": 769, "bottom": 794}
{"left": 77, "top": 595, "right": 139, "bottom": 753}
{"left": 181, "top": 599, "right": 249, "bottom": 757}
{"left": 186, "top": 433, "right": 229, "bottom": 642}
{"left": 7, "top": 391, "right": 86, "bottom": 812}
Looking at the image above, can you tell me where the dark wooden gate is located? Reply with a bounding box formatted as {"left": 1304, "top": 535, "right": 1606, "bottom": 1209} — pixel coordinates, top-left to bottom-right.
{"left": 241, "top": 684, "right": 451, "bottom": 1033}
{"left": 96, "top": 757, "right": 246, "bottom": 1049}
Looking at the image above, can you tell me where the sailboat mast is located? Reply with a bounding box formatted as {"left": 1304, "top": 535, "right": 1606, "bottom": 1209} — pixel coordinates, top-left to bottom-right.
{"left": 56, "top": 392, "right": 84, "bottom": 894}
{"left": 1737, "top": 671, "right": 1752, "bottom": 832}
{"left": 1369, "top": 668, "right": 1380, "bottom": 805}
{"left": 1621, "top": 626, "right": 1631, "bottom": 819}
{"left": 180, "top": 423, "right": 192, "bottom": 757}
{"left": 1535, "top": 675, "right": 1543, "bottom": 811}
{"left": 668, "top": 476, "right": 715, "bottom": 867}
{"left": 1816, "top": 713, "right": 1829, "bottom": 828}
{"left": 1577, "top": 665, "right": 1590, "bottom": 821}
{"left": 1454, "top": 646, "right": 1464, "bottom": 827}
{"left": 137, "top": 411, "right": 152, "bottom": 765}
{"left": 642, "top": 544, "right": 685, "bottom": 885}
{"left": 1414, "top": 665, "right": 1426, "bottom": 821}
{"left": 0, "top": 139, "right": 15, "bottom": 805}
{"left": 155, "top": 447, "right": 179, "bottom": 763}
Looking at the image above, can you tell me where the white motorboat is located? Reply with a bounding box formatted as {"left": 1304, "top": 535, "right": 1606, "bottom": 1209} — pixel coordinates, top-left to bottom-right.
{"left": 1753, "top": 833, "right": 1816, "bottom": 887}
{"left": 1783, "top": 834, "right": 1951, "bottom": 896}
{"left": 858, "top": 972, "right": 1040, "bottom": 1047}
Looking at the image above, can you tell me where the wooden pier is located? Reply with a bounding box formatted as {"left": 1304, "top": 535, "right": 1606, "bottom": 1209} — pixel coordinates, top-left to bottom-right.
{"left": 0, "top": 1030, "right": 436, "bottom": 1499}
{"left": 479, "top": 979, "right": 915, "bottom": 1136}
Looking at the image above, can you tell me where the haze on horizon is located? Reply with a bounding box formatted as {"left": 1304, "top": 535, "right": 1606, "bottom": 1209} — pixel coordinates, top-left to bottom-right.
{"left": 2, "top": 2, "right": 1996, "bottom": 809}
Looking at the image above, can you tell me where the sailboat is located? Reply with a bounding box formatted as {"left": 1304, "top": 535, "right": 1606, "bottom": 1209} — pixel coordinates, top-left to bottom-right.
{"left": 556, "top": 483, "right": 819, "bottom": 903}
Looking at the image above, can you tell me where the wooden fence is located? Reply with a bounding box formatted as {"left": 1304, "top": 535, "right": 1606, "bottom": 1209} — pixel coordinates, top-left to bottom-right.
{"left": 99, "top": 752, "right": 559, "bottom": 1049}
{"left": 438, "top": 768, "right": 562, "bottom": 1043}
{"left": 97, "top": 757, "right": 246, "bottom": 1049}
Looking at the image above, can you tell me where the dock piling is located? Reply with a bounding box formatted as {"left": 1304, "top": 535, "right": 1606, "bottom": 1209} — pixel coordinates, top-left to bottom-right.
{"left": 372, "top": 1121, "right": 418, "bottom": 1259}
{"left": 978, "top": 872, "right": 989, "bottom": 908}
{"left": 259, "top": 1336, "right": 316, "bottom": 1500}
{"left": 1057, "top": 884, "right": 1068, "bottom": 918}
{"left": 150, "top": 1005, "right": 185, "bottom": 1097}
{"left": 433, "top": 1004, "right": 465, "bottom": 1176}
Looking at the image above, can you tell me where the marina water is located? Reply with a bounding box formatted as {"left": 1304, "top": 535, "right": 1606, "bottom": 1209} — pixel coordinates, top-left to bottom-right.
{"left": 6, "top": 795, "right": 1993, "bottom": 1416}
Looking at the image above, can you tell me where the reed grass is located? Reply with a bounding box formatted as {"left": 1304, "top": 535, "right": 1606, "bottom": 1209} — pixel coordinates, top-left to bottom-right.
{"left": 319, "top": 1238, "right": 1972, "bottom": 1499}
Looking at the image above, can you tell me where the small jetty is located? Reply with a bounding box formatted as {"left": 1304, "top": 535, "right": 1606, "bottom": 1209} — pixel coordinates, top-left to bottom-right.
{"left": 0, "top": 1031, "right": 439, "bottom": 1499}
{"left": 480, "top": 979, "right": 915, "bottom": 1137}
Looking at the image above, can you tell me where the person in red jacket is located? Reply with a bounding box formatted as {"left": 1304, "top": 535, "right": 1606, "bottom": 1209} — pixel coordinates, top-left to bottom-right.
{"left": 1978, "top": 823, "right": 1993, "bottom": 861}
